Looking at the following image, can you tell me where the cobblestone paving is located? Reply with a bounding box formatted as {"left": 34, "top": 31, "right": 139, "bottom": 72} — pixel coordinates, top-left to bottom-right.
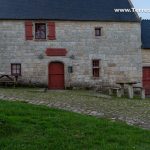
{"left": 0, "top": 88, "right": 150, "bottom": 130}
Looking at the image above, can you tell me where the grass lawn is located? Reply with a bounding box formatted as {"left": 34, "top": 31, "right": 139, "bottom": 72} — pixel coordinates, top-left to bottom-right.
{"left": 0, "top": 100, "right": 150, "bottom": 150}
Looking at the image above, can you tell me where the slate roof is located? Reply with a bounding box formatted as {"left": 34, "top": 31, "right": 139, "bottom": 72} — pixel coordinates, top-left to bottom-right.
{"left": 0, "top": 0, "right": 139, "bottom": 21}
{"left": 141, "top": 20, "right": 150, "bottom": 49}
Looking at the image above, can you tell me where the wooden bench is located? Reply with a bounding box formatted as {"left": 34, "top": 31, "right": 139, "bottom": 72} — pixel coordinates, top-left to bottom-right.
{"left": 0, "top": 75, "right": 17, "bottom": 87}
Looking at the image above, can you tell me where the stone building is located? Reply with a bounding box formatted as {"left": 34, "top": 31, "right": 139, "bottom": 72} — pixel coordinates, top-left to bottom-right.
{"left": 141, "top": 20, "right": 150, "bottom": 95}
{"left": 0, "top": 0, "right": 142, "bottom": 90}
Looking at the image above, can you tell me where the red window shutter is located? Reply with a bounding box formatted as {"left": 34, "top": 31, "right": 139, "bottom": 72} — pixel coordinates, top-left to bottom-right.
{"left": 47, "top": 22, "right": 56, "bottom": 40}
{"left": 25, "top": 21, "right": 33, "bottom": 40}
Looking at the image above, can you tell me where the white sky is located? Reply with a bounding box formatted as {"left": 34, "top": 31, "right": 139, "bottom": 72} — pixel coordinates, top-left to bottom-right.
{"left": 131, "top": 0, "right": 150, "bottom": 19}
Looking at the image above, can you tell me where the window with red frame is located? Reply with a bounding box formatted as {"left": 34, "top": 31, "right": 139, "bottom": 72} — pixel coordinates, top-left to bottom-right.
{"left": 35, "top": 23, "right": 46, "bottom": 39}
{"left": 11, "top": 64, "right": 21, "bottom": 76}
{"left": 92, "top": 60, "right": 100, "bottom": 77}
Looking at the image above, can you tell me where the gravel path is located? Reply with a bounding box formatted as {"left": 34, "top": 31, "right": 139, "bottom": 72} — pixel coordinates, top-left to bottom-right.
{"left": 0, "top": 88, "right": 150, "bottom": 130}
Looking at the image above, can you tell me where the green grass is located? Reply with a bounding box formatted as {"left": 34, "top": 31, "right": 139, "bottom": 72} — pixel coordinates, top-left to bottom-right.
{"left": 0, "top": 100, "right": 150, "bottom": 150}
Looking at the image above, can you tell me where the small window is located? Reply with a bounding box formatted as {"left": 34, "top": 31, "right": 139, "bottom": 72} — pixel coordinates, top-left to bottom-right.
{"left": 11, "top": 64, "right": 21, "bottom": 76}
{"left": 68, "top": 66, "right": 73, "bottom": 73}
{"left": 92, "top": 60, "right": 100, "bottom": 77}
{"left": 35, "top": 23, "right": 46, "bottom": 39}
{"left": 95, "top": 27, "right": 102, "bottom": 36}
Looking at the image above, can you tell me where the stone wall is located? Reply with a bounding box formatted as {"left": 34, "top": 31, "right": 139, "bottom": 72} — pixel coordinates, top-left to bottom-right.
{"left": 142, "top": 49, "right": 150, "bottom": 66}
{"left": 0, "top": 20, "right": 142, "bottom": 88}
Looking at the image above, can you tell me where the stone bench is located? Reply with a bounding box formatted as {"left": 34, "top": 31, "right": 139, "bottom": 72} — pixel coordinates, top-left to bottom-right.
{"left": 108, "top": 87, "right": 122, "bottom": 97}
{"left": 133, "top": 86, "right": 145, "bottom": 99}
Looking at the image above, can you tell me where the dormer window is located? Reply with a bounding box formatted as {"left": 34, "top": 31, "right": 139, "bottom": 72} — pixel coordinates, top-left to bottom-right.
{"left": 35, "top": 23, "right": 46, "bottom": 40}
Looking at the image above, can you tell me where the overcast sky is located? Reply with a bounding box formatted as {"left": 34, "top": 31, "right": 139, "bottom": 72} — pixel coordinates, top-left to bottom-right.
{"left": 131, "top": 0, "right": 150, "bottom": 19}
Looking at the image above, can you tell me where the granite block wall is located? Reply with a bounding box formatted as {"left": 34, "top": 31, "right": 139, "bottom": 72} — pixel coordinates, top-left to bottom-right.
{"left": 0, "top": 21, "right": 142, "bottom": 87}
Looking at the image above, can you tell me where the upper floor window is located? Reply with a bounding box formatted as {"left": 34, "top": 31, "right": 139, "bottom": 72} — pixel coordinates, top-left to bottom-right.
{"left": 95, "top": 27, "right": 102, "bottom": 37}
{"left": 25, "top": 21, "right": 56, "bottom": 40}
{"left": 92, "top": 60, "right": 100, "bottom": 77}
{"left": 35, "top": 23, "right": 46, "bottom": 40}
{"left": 11, "top": 63, "right": 21, "bottom": 76}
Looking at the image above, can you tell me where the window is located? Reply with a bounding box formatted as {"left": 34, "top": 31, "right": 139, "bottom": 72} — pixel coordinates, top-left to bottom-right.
{"left": 25, "top": 21, "right": 56, "bottom": 40}
{"left": 11, "top": 64, "right": 21, "bottom": 76}
{"left": 92, "top": 60, "right": 100, "bottom": 77}
{"left": 95, "top": 27, "right": 102, "bottom": 36}
{"left": 35, "top": 23, "right": 46, "bottom": 39}
{"left": 68, "top": 66, "right": 73, "bottom": 73}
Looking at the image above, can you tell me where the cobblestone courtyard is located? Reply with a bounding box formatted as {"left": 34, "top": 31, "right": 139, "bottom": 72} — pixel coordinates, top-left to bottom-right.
{"left": 0, "top": 88, "right": 150, "bottom": 130}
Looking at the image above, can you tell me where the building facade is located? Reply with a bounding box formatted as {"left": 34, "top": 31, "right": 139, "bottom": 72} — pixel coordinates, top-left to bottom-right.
{"left": 141, "top": 20, "right": 150, "bottom": 95}
{"left": 0, "top": 0, "right": 143, "bottom": 90}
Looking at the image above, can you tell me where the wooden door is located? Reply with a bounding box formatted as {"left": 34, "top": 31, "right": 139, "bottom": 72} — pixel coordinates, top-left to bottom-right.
{"left": 48, "top": 62, "right": 64, "bottom": 89}
{"left": 143, "top": 67, "right": 150, "bottom": 95}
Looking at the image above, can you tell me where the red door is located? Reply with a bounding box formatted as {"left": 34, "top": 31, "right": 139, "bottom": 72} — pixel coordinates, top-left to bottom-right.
{"left": 48, "top": 62, "right": 64, "bottom": 89}
{"left": 143, "top": 67, "right": 150, "bottom": 95}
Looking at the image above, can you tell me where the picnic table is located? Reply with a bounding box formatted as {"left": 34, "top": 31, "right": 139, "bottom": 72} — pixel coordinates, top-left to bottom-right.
{"left": 116, "top": 81, "right": 141, "bottom": 99}
{"left": 0, "top": 74, "right": 17, "bottom": 87}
